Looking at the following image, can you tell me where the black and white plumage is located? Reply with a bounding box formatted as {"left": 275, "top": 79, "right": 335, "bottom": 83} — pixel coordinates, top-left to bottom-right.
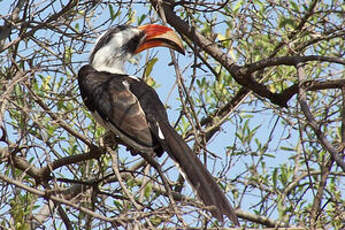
{"left": 77, "top": 24, "right": 239, "bottom": 224}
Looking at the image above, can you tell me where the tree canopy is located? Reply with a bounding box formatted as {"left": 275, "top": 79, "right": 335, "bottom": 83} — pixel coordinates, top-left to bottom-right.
{"left": 0, "top": 0, "right": 344, "bottom": 229}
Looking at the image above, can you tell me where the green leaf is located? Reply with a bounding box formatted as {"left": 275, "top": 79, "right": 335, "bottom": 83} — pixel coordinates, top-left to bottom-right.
{"left": 233, "top": 0, "right": 243, "bottom": 14}
{"left": 279, "top": 17, "right": 296, "bottom": 29}
{"left": 144, "top": 182, "right": 153, "bottom": 199}
{"left": 109, "top": 4, "right": 115, "bottom": 21}
{"left": 108, "top": 4, "right": 121, "bottom": 21}
{"left": 137, "top": 14, "right": 147, "bottom": 25}
{"left": 272, "top": 168, "right": 277, "bottom": 189}
{"left": 150, "top": 216, "right": 162, "bottom": 226}
{"left": 74, "top": 23, "right": 79, "bottom": 32}
{"left": 145, "top": 57, "right": 158, "bottom": 79}
{"left": 289, "top": 0, "right": 299, "bottom": 12}
{"left": 280, "top": 146, "right": 296, "bottom": 152}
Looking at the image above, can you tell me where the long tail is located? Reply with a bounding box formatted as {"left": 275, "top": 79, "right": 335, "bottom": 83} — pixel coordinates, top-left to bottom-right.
{"left": 158, "top": 121, "right": 239, "bottom": 225}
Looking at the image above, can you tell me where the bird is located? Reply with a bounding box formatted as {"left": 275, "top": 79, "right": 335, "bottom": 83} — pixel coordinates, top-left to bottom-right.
{"left": 77, "top": 24, "right": 239, "bottom": 225}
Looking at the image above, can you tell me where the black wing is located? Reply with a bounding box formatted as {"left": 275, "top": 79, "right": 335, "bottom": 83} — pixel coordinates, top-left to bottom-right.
{"left": 78, "top": 65, "right": 163, "bottom": 154}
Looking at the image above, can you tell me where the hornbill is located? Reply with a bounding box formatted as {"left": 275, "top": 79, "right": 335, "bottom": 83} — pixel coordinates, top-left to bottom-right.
{"left": 77, "top": 24, "right": 239, "bottom": 224}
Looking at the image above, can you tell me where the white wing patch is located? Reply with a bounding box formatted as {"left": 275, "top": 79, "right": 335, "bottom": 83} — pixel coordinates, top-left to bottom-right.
{"left": 157, "top": 123, "right": 165, "bottom": 140}
{"left": 128, "top": 75, "right": 140, "bottom": 81}
{"left": 122, "top": 80, "right": 130, "bottom": 90}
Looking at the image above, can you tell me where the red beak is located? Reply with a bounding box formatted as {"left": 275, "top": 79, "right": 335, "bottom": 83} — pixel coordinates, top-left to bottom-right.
{"left": 135, "top": 24, "right": 185, "bottom": 55}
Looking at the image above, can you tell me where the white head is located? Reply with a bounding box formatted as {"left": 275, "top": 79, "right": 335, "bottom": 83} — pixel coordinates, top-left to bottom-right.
{"left": 89, "top": 24, "right": 185, "bottom": 74}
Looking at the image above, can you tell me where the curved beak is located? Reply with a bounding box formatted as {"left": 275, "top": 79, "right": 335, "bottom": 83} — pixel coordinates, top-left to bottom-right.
{"left": 135, "top": 24, "right": 185, "bottom": 55}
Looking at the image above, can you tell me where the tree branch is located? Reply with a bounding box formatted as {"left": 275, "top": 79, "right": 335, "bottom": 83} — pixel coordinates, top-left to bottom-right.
{"left": 296, "top": 64, "right": 345, "bottom": 172}
{"left": 278, "top": 79, "right": 345, "bottom": 106}
{"left": 243, "top": 55, "right": 345, "bottom": 74}
{"left": 9, "top": 145, "right": 104, "bottom": 182}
